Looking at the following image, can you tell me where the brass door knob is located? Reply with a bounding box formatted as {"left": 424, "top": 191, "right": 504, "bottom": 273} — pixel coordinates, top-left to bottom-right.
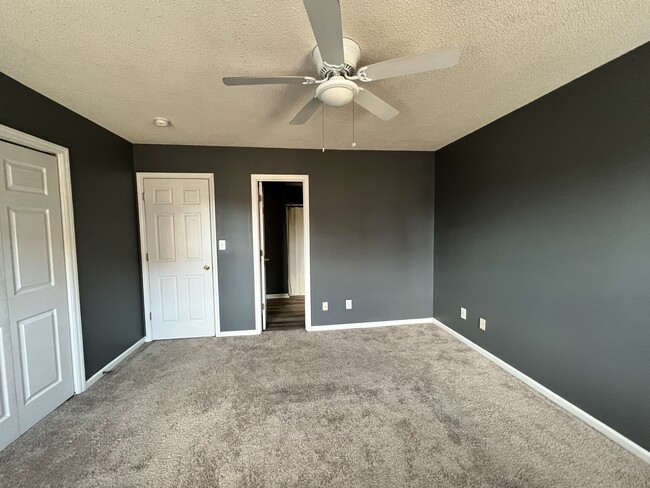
{"left": 204, "top": 265, "right": 211, "bottom": 270}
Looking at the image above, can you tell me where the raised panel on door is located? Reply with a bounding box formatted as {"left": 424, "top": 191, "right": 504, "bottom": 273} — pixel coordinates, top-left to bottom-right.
{"left": 154, "top": 188, "right": 173, "bottom": 205}
{"left": 8, "top": 208, "right": 54, "bottom": 294}
{"left": 0, "top": 140, "right": 74, "bottom": 436}
{"left": 159, "top": 276, "right": 179, "bottom": 323}
{"left": 17, "top": 310, "right": 62, "bottom": 405}
{"left": 187, "top": 275, "right": 205, "bottom": 321}
{"left": 154, "top": 214, "right": 176, "bottom": 262}
{"left": 184, "top": 214, "right": 202, "bottom": 260}
{"left": 4, "top": 159, "right": 47, "bottom": 195}
{"left": 143, "top": 178, "right": 216, "bottom": 340}
{"left": 182, "top": 189, "right": 200, "bottom": 205}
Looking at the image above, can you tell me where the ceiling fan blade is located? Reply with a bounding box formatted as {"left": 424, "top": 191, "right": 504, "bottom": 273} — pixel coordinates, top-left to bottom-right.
{"left": 354, "top": 89, "right": 399, "bottom": 121}
{"left": 223, "top": 76, "right": 316, "bottom": 86}
{"left": 358, "top": 46, "right": 460, "bottom": 82}
{"left": 290, "top": 97, "right": 322, "bottom": 125}
{"left": 303, "top": 0, "right": 345, "bottom": 66}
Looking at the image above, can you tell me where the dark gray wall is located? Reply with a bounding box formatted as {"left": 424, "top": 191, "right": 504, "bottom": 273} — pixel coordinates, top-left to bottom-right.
{"left": 263, "top": 183, "right": 289, "bottom": 295}
{"left": 0, "top": 73, "right": 144, "bottom": 379}
{"left": 134, "top": 146, "right": 435, "bottom": 330}
{"left": 434, "top": 43, "right": 650, "bottom": 450}
{"left": 263, "top": 182, "right": 303, "bottom": 295}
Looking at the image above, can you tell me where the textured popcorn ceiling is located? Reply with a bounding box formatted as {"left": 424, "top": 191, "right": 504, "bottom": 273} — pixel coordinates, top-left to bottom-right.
{"left": 1, "top": 1, "right": 649, "bottom": 151}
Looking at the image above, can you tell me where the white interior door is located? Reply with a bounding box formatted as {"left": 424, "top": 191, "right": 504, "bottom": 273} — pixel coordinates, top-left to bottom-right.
{"left": 258, "top": 182, "right": 267, "bottom": 331}
{"left": 0, "top": 243, "right": 19, "bottom": 450}
{"left": 0, "top": 140, "right": 74, "bottom": 443}
{"left": 144, "top": 178, "right": 215, "bottom": 340}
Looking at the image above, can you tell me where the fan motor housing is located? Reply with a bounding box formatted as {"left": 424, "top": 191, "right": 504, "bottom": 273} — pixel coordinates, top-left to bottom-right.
{"left": 312, "top": 38, "right": 361, "bottom": 78}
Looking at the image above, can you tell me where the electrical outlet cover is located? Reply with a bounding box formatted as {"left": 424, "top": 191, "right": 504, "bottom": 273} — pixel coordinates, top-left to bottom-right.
{"left": 322, "top": 301, "right": 329, "bottom": 311}
{"left": 479, "top": 318, "right": 486, "bottom": 331}
{"left": 461, "top": 307, "right": 467, "bottom": 320}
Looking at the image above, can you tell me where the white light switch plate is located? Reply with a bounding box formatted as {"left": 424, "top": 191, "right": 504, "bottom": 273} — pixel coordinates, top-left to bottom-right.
{"left": 346, "top": 299, "right": 352, "bottom": 310}
{"left": 218, "top": 240, "right": 227, "bottom": 251}
{"left": 322, "top": 301, "right": 328, "bottom": 311}
{"left": 460, "top": 307, "right": 467, "bottom": 320}
{"left": 479, "top": 318, "right": 486, "bottom": 331}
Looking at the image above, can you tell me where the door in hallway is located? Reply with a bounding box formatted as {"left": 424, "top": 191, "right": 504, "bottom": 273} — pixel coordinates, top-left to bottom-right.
{"left": 143, "top": 178, "right": 216, "bottom": 339}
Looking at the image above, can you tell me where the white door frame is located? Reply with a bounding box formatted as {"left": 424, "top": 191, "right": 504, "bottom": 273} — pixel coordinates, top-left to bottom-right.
{"left": 136, "top": 173, "right": 221, "bottom": 340}
{"left": 0, "top": 124, "right": 86, "bottom": 394}
{"left": 251, "top": 175, "right": 312, "bottom": 333}
{"left": 257, "top": 182, "right": 267, "bottom": 331}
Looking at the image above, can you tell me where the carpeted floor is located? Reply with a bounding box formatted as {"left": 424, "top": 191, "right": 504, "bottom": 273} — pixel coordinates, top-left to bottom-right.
{"left": 0, "top": 324, "right": 648, "bottom": 487}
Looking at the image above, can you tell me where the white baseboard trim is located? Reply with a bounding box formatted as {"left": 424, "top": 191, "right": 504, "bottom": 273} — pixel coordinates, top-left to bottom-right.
{"left": 311, "top": 317, "right": 434, "bottom": 331}
{"left": 218, "top": 329, "right": 260, "bottom": 337}
{"left": 266, "top": 293, "right": 290, "bottom": 299}
{"left": 432, "top": 318, "right": 650, "bottom": 465}
{"left": 85, "top": 337, "right": 146, "bottom": 390}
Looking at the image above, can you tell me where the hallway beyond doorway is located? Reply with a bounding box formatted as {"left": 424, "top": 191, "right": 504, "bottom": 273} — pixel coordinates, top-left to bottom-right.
{"left": 266, "top": 296, "right": 305, "bottom": 331}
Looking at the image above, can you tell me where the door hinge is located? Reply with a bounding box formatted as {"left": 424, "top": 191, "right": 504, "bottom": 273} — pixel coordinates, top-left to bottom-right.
{"left": 149, "top": 312, "right": 152, "bottom": 320}
{"left": 260, "top": 250, "right": 263, "bottom": 257}
{"left": 145, "top": 253, "right": 149, "bottom": 262}
{"left": 261, "top": 303, "right": 265, "bottom": 311}
{"left": 258, "top": 194, "right": 262, "bottom": 202}
{"left": 142, "top": 192, "right": 145, "bottom": 201}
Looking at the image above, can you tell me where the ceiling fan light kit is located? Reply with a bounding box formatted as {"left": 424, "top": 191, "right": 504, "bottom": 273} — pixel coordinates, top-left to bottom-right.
{"left": 315, "top": 75, "right": 358, "bottom": 107}
{"left": 223, "top": 0, "right": 459, "bottom": 129}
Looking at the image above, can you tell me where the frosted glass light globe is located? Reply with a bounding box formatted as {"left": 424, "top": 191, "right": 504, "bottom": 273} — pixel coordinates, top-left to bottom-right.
{"left": 316, "top": 76, "right": 359, "bottom": 107}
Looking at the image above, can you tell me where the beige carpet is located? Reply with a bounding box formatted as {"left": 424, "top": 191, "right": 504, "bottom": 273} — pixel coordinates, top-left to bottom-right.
{"left": 0, "top": 324, "right": 648, "bottom": 487}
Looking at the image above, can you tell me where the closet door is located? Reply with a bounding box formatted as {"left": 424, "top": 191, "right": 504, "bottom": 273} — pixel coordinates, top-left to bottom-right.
{"left": 0, "top": 140, "right": 74, "bottom": 440}
{"left": 0, "top": 250, "right": 19, "bottom": 450}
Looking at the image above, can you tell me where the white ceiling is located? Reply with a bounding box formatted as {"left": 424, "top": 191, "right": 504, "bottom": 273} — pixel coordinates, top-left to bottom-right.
{"left": 1, "top": 1, "right": 648, "bottom": 151}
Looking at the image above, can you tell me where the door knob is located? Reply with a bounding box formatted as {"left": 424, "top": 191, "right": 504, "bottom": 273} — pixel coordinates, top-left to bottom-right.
{"left": 204, "top": 265, "right": 211, "bottom": 270}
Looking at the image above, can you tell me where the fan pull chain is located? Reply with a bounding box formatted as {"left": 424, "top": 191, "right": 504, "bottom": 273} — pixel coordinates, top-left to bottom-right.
{"left": 321, "top": 102, "right": 325, "bottom": 152}
{"left": 352, "top": 102, "right": 356, "bottom": 148}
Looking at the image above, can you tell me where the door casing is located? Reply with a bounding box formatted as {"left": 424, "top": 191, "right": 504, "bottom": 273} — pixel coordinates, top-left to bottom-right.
{"left": 136, "top": 173, "right": 221, "bottom": 340}
{"left": 251, "top": 175, "right": 312, "bottom": 333}
{"left": 258, "top": 182, "right": 267, "bottom": 330}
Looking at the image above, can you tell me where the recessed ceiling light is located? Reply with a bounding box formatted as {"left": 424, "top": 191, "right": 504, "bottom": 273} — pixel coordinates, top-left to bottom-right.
{"left": 153, "top": 117, "right": 171, "bottom": 127}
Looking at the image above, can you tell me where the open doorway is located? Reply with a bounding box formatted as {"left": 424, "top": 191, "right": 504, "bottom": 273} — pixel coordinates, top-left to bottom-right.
{"left": 251, "top": 175, "right": 311, "bottom": 333}
{"left": 263, "top": 182, "right": 304, "bottom": 330}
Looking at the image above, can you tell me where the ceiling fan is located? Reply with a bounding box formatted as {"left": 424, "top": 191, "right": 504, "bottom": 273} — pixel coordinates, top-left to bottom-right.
{"left": 223, "top": 0, "right": 460, "bottom": 125}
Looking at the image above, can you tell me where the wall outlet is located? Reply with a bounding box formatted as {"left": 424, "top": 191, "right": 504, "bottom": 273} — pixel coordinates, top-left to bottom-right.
{"left": 479, "top": 318, "right": 486, "bottom": 331}
{"left": 218, "top": 239, "right": 227, "bottom": 251}
{"left": 460, "top": 307, "right": 467, "bottom": 320}
{"left": 322, "top": 301, "right": 329, "bottom": 311}
{"left": 345, "top": 299, "right": 352, "bottom": 310}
